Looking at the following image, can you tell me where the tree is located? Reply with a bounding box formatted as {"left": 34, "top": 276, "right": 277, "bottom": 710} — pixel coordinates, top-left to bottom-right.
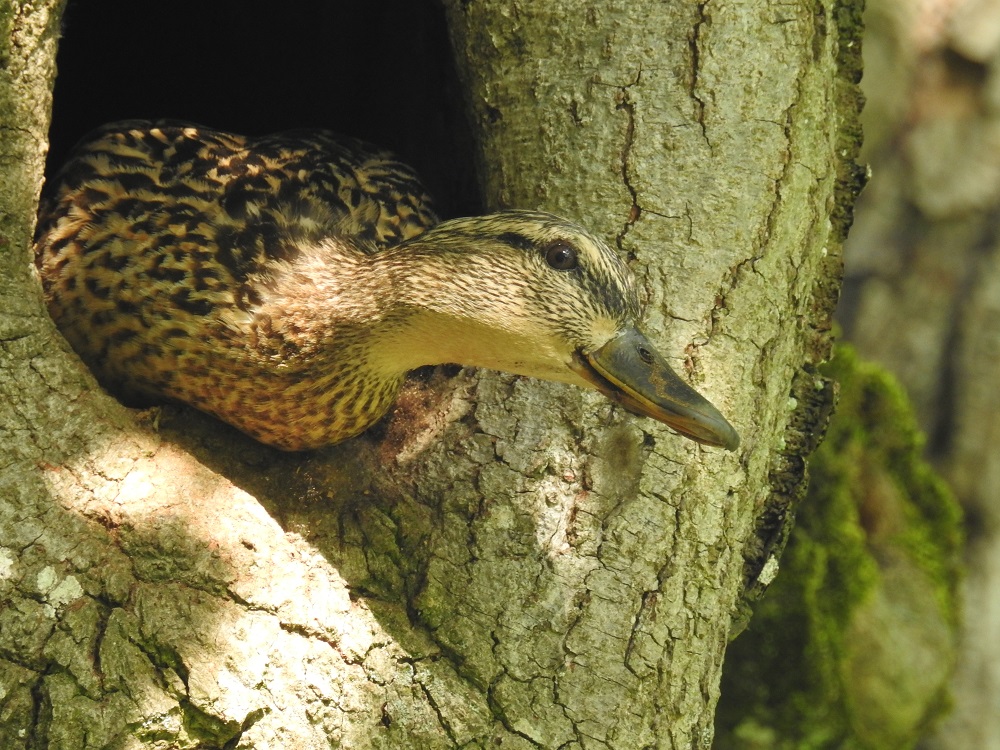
{"left": 0, "top": 1, "right": 862, "bottom": 747}
{"left": 842, "top": 1, "right": 1000, "bottom": 746}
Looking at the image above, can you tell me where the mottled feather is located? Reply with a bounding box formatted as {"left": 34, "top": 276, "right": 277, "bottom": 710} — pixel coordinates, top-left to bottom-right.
{"left": 36, "top": 121, "right": 437, "bottom": 447}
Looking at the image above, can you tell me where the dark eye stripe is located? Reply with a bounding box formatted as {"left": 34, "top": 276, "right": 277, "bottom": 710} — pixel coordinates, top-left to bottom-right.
{"left": 495, "top": 232, "right": 535, "bottom": 252}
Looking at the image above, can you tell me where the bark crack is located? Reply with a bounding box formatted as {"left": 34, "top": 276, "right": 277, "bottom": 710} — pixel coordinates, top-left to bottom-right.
{"left": 90, "top": 597, "right": 112, "bottom": 694}
{"left": 485, "top": 671, "right": 546, "bottom": 748}
{"left": 222, "top": 708, "right": 268, "bottom": 750}
{"left": 412, "top": 667, "right": 459, "bottom": 745}
{"left": 27, "top": 667, "right": 48, "bottom": 749}
{"left": 614, "top": 66, "right": 644, "bottom": 262}
{"left": 689, "top": 1, "right": 712, "bottom": 146}
{"left": 706, "top": 73, "right": 803, "bottom": 347}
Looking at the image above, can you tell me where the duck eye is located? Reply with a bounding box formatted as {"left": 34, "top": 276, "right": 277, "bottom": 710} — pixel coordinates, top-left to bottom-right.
{"left": 544, "top": 241, "right": 578, "bottom": 271}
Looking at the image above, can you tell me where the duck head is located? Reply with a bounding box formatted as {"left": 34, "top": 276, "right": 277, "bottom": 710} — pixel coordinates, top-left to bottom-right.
{"left": 376, "top": 210, "right": 740, "bottom": 451}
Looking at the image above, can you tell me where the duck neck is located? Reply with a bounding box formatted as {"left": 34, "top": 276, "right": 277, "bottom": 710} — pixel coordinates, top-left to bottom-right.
{"left": 365, "top": 251, "right": 574, "bottom": 385}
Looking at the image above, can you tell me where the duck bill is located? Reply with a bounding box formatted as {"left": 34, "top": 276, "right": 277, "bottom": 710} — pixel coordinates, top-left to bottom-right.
{"left": 571, "top": 328, "right": 740, "bottom": 451}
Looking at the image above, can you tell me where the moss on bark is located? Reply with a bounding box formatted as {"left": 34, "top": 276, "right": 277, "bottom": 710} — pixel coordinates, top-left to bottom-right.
{"left": 717, "top": 344, "right": 963, "bottom": 749}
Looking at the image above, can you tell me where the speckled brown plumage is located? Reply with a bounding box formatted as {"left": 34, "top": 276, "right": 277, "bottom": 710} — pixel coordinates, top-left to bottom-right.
{"left": 36, "top": 121, "right": 441, "bottom": 448}
{"left": 35, "top": 120, "right": 740, "bottom": 452}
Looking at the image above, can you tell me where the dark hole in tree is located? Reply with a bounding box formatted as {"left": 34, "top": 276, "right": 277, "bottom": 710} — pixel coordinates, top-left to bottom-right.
{"left": 48, "top": 0, "right": 481, "bottom": 220}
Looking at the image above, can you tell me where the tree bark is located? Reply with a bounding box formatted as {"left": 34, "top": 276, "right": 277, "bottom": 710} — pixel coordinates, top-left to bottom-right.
{"left": 0, "top": 2, "right": 861, "bottom": 748}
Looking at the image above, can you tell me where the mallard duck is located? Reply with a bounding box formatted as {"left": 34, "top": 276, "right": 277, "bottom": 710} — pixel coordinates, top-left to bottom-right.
{"left": 35, "top": 120, "right": 739, "bottom": 452}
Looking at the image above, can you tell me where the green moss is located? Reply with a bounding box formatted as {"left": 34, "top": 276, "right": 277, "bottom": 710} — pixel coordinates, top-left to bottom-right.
{"left": 716, "top": 345, "right": 963, "bottom": 750}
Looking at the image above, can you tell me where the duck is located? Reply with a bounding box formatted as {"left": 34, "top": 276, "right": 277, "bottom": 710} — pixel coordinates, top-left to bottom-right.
{"left": 34, "top": 120, "right": 739, "bottom": 452}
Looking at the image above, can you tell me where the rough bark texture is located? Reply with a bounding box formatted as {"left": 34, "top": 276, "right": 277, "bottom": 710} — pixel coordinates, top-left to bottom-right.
{"left": 1, "top": 2, "right": 860, "bottom": 748}
{"left": 841, "top": 2, "right": 1000, "bottom": 747}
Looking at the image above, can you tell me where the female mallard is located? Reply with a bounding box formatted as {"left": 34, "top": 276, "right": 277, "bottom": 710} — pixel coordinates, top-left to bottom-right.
{"left": 35, "top": 120, "right": 739, "bottom": 452}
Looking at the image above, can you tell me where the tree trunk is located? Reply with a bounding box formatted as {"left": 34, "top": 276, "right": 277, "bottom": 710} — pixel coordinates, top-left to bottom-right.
{"left": 0, "top": 1, "right": 862, "bottom": 748}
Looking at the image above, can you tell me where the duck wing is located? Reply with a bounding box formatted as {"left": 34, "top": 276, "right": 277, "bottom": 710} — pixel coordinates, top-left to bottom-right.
{"left": 34, "top": 120, "right": 437, "bottom": 402}
{"left": 36, "top": 119, "right": 438, "bottom": 278}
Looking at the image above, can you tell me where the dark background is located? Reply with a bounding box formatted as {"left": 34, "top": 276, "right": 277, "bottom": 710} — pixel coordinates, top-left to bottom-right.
{"left": 48, "top": 0, "right": 480, "bottom": 219}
